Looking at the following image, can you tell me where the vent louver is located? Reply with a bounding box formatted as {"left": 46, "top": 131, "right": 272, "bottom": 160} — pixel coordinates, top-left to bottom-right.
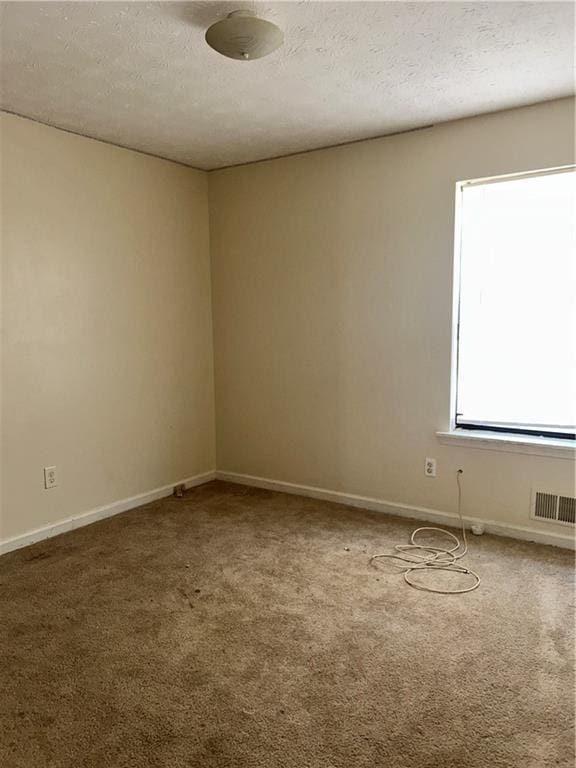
{"left": 558, "top": 496, "right": 576, "bottom": 525}
{"left": 532, "top": 491, "right": 576, "bottom": 526}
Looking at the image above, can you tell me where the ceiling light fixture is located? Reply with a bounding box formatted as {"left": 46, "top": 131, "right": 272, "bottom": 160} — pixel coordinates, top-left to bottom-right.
{"left": 205, "top": 10, "right": 283, "bottom": 61}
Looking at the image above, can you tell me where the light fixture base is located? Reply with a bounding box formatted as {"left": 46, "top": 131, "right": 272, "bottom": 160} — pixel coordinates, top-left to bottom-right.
{"left": 205, "top": 10, "right": 284, "bottom": 61}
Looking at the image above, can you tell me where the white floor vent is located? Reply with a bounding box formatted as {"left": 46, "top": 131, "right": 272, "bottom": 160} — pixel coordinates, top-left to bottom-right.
{"left": 532, "top": 491, "right": 576, "bottom": 526}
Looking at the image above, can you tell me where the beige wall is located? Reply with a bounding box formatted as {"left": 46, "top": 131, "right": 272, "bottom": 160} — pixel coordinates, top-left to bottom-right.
{"left": 209, "top": 98, "right": 575, "bottom": 540}
{"left": 0, "top": 113, "right": 215, "bottom": 541}
{"left": 2, "top": 100, "right": 574, "bottom": 547}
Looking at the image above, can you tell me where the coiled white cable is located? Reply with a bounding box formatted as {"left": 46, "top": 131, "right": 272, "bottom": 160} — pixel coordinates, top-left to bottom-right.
{"left": 370, "top": 470, "right": 480, "bottom": 594}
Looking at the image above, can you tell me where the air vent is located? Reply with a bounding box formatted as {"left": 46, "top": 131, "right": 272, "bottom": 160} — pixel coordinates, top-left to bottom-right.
{"left": 532, "top": 491, "right": 576, "bottom": 526}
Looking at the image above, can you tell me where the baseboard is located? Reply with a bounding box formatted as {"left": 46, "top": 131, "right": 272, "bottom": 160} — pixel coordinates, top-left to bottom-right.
{"left": 215, "top": 471, "right": 575, "bottom": 550}
{"left": 0, "top": 470, "right": 216, "bottom": 556}
{"left": 3, "top": 468, "right": 572, "bottom": 555}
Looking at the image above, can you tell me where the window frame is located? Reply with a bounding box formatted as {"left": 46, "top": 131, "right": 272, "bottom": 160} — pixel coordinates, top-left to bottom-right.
{"left": 450, "top": 165, "right": 576, "bottom": 442}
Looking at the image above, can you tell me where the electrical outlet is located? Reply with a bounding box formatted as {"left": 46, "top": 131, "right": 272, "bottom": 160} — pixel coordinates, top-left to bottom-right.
{"left": 424, "top": 458, "right": 437, "bottom": 478}
{"left": 44, "top": 466, "right": 58, "bottom": 489}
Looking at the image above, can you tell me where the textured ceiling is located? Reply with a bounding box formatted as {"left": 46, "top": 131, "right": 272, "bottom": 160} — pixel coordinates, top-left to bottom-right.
{"left": 0, "top": 1, "right": 574, "bottom": 170}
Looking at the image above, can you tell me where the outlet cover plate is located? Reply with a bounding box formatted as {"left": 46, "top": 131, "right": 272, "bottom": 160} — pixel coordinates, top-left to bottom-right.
{"left": 44, "top": 466, "right": 58, "bottom": 489}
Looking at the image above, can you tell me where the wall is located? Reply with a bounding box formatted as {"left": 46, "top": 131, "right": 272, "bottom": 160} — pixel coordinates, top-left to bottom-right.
{"left": 209, "top": 98, "right": 575, "bottom": 542}
{"left": 1, "top": 100, "right": 574, "bottom": 550}
{"left": 0, "top": 113, "right": 215, "bottom": 543}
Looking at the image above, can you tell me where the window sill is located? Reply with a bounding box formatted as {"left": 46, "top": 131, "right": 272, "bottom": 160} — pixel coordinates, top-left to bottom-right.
{"left": 436, "top": 429, "right": 576, "bottom": 459}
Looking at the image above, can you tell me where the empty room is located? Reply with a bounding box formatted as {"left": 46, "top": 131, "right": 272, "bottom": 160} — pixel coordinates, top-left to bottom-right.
{"left": 0, "top": 2, "right": 575, "bottom": 766}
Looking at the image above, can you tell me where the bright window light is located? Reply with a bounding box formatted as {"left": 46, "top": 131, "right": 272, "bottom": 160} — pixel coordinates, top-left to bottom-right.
{"left": 455, "top": 168, "right": 576, "bottom": 439}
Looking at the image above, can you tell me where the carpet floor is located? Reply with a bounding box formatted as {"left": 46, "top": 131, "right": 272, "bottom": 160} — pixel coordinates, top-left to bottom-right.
{"left": 0, "top": 480, "right": 574, "bottom": 768}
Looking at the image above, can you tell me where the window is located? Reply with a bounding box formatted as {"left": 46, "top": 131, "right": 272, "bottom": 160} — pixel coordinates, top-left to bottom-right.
{"left": 453, "top": 167, "right": 576, "bottom": 440}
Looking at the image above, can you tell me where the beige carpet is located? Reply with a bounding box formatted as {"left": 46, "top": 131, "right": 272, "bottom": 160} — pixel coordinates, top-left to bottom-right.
{"left": 0, "top": 480, "right": 574, "bottom": 768}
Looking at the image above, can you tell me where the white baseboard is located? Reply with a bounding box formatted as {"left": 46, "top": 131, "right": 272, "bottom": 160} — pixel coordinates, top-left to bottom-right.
{"left": 3, "top": 468, "right": 572, "bottom": 556}
{"left": 0, "top": 471, "right": 216, "bottom": 556}
{"left": 216, "top": 471, "right": 575, "bottom": 550}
